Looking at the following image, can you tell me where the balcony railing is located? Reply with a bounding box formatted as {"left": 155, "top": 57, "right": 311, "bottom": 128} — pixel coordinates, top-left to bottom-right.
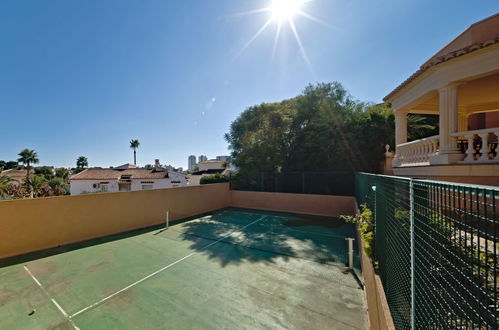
{"left": 393, "top": 135, "right": 439, "bottom": 167}
{"left": 394, "top": 127, "right": 499, "bottom": 167}
{"left": 452, "top": 127, "right": 499, "bottom": 163}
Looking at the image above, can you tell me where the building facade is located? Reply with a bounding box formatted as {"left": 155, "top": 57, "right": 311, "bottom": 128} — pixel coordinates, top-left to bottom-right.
{"left": 188, "top": 155, "right": 197, "bottom": 171}
{"left": 385, "top": 13, "right": 499, "bottom": 185}
{"left": 70, "top": 167, "right": 188, "bottom": 195}
{"left": 198, "top": 155, "right": 208, "bottom": 163}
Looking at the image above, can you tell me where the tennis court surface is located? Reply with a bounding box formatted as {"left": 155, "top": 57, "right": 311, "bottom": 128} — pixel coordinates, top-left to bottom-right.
{"left": 0, "top": 208, "right": 366, "bottom": 329}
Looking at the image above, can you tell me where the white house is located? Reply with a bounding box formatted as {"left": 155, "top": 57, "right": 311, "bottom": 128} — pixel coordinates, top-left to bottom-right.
{"left": 69, "top": 165, "right": 188, "bottom": 195}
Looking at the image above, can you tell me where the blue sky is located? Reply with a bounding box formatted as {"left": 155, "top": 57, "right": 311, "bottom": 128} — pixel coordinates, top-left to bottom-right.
{"left": 1, "top": 1, "right": 498, "bottom": 169}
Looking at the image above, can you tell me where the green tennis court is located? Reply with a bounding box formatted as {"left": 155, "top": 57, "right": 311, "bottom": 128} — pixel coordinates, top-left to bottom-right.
{"left": 0, "top": 208, "right": 366, "bottom": 329}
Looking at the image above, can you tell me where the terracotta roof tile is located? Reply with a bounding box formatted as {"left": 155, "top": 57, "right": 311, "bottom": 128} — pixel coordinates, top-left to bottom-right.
{"left": 70, "top": 168, "right": 169, "bottom": 180}
{"left": 384, "top": 37, "right": 499, "bottom": 102}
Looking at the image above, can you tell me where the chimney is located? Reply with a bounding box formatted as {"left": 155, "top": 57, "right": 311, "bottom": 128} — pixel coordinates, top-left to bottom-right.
{"left": 155, "top": 159, "right": 161, "bottom": 168}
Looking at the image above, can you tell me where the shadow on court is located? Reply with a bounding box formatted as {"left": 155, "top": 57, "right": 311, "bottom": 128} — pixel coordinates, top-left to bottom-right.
{"left": 175, "top": 208, "right": 359, "bottom": 268}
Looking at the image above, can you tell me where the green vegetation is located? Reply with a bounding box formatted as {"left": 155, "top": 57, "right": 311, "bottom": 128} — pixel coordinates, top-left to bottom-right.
{"left": 24, "top": 175, "right": 47, "bottom": 198}
{"left": 17, "top": 149, "right": 39, "bottom": 177}
{"left": 130, "top": 139, "right": 140, "bottom": 165}
{"left": 408, "top": 114, "right": 438, "bottom": 141}
{"left": 200, "top": 174, "right": 230, "bottom": 184}
{"left": 225, "top": 82, "right": 395, "bottom": 178}
{"left": 75, "top": 156, "right": 88, "bottom": 173}
{"left": 0, "top": 149, "right": 71, "bottom": 200}
{"left": 341, "top": 204, "right": 374, "bottom": 258}
{"left": 0, "top": 176, "right": 12, "bottom": 198}
{"left": 0, "top": 160, "right": 20, "bottom": 171}
{"left": 34, "top": 166, "right": 54, "bottom": 179}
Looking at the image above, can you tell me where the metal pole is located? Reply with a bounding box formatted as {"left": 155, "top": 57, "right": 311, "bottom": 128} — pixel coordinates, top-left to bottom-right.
{"left": 166, "top": 211, "right": 169, "bottom": 230}
{"left": 409, "top": 179, "right": 415, "bottom": 330}
{"left": 346, "top": 238, "right": 355, "bottom": 270}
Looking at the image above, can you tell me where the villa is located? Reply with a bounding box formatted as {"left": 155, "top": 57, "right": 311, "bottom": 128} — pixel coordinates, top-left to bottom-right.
{"left": 386, "top": 13, "right": 499, "bottom": 185}
{"left": 69, "top": 163, "right": 188, "bottom": 195}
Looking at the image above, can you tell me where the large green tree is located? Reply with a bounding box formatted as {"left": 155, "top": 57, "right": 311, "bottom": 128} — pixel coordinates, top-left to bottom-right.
{"left": 130, "top": 139, "right": 140, "bottom": 165}
{"left": 76, "top": 156, "right": 88, "bottom": 169}
{"left": 225, "top": 82, "right": 396, "bottom": 177}
{"left": 17, "top": 149, "right": 39, "bottom": 178}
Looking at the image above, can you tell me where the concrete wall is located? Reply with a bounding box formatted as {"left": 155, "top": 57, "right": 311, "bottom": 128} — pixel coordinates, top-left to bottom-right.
{"left": 0, "top": 183, "right": 231, "bottom": 259}
{"left": 231, "top": 191, "right": 356, "bottom": 217}
{"left": 0, "top": 185, "right": 357, "bottom": 258}
{"left": 359, "top": 229, "right": 395, "bottom": 330}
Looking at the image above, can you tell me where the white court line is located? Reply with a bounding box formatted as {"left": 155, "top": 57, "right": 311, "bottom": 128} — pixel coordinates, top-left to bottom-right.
{"left": 70, "top": 215, "right": 266, "bottom": 318}
{"left": 23, "top": 266, "right": 80, "bottom": 330}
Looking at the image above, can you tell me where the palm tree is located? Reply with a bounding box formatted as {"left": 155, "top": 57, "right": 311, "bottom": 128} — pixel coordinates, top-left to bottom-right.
{"left": 0, "top": 176, "right": 12, "bottom": 198}
{"left": 24, "top": 175, "right": 46, "bottom": 198}
{"left": 408, "top": 114, "right": 438, "bottom": 141}
{"left": 130, "top": 139, "right": 140, "bottom": 165}
{"left": 17, "top": 149, "right": 39, "bottom": 178}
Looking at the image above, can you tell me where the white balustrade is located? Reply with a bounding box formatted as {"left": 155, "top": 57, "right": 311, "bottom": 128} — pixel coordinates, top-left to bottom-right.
{"left": 393, "top": 135, "right": 439, "bottom": 167}
{"left": 452, "top": 128, "right": 499, "bottom": 163}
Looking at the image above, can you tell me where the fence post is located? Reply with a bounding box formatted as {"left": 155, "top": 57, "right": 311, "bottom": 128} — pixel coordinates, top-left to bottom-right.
{"left": 409, "top": 179, "right": 415, "bottom": 330}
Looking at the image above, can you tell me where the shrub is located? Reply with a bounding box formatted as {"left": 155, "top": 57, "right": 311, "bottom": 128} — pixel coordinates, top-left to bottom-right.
{"left": 200, "top": 174, "right": 229, "bottom": 184}
{"left": 341, "top": 204, "right": 374, "bottom": 258}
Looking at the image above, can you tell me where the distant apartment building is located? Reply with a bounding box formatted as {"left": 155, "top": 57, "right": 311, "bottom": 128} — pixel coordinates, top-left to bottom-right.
{"left": 69, "top": 163, "right": 187, "bottom": 195}
{"left": 198, "top": 155, "right": 208, "bottom": 163}
{"left": 215, "top": 155, "right": 229, "bottom": 162}
{"left": 188, "top": 155, "right": 197, "bottom": 171}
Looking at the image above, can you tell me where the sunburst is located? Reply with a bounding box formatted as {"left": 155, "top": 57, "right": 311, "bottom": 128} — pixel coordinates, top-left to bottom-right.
{"left": 234, "top": 0, "right": 327, "bottom": 69}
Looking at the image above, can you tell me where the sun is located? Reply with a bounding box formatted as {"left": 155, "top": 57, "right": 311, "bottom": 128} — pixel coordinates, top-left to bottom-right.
{"left": 270, "top": 0, "right": 304, "bottom": 21}
{"left": 232, "top": 0, "right": 327, "bottom": 69}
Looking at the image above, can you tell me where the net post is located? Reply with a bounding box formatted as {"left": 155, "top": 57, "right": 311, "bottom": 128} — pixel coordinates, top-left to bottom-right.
{"left": 346, "top": 238, "right": 355, "bottom": 270}
{"left": 409, "top": 179, "right": 415, "bottom": 330}
{"left": 166, "top": 211, "right": 169, "bottom": 230}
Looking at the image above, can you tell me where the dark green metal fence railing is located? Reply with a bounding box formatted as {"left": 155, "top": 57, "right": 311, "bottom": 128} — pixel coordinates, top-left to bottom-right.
{"left": 356, "top": 173, "right": 498, "bottom": 330}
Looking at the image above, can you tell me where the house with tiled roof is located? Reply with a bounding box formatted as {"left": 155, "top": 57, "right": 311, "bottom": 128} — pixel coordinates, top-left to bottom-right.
{"left": 385, "top": 13, "right": 499, "bottom": 185}
{"left": 69, "top": 163, "right": 187, "bottom": 195}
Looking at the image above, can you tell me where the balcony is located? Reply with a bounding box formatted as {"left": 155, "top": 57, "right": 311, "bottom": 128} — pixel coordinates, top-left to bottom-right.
{"left": 454, "top": 127, "right": 499, "bottom": 163}
{"left": 393, "top": 127, "right": 499, "bottom": 167}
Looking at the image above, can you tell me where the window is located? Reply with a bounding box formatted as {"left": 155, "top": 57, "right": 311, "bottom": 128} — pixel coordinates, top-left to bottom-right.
{"left": 142, "top": 185, "right": 153, "bottom": 190}
{"left": 119, "top": 184, "right": 131, "bottom": 192}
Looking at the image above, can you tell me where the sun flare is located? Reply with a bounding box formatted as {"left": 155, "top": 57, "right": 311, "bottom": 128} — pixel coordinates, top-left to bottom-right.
{"left": 270, "top": 0, "right": 304, "bottom": 21}
{"left": 233, "top": 0, "right": 326, "bottom": 69}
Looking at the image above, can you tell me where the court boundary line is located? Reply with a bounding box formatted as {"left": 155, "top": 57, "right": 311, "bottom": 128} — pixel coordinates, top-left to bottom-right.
{"left": 23, "top": 265, "right": 80, "bottom": 330}
{"left": 70, "top": 215, "right": 266, "bottom": 319}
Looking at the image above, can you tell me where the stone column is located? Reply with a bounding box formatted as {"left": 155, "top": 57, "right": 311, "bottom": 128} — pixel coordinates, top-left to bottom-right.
{"left": 429, "top": 84, "right": 464, "bottom": 164}
{"left": 395, "top": 112, "right": 407, "bottom": 147}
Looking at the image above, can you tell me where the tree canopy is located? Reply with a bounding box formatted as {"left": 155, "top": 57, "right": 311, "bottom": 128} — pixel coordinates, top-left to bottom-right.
{"left": 76, "top": 156, "right": 88, "bottom": 169}
{"left": 225, "top": 82, "right": 395, "bottom": 177}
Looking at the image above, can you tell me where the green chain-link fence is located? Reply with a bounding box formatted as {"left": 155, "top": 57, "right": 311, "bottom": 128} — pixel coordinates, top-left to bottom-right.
{"left": 356, "top": 173, "right": 498, "bottom": 329}
{"left": 230, "top": 171, "right": 355, "bottom": 196}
